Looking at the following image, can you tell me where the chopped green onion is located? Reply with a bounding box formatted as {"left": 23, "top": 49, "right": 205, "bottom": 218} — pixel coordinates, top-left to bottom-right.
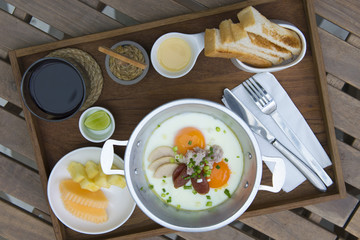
{"left": 206, "top": 201, "right": 212, "bottom": 207}
{"left": 148, "top": 184, "right": 154, "bottom": 189}
{"left": 210, "top": 146, "right": 213, "bottom": 151}
{"left": 206, "top": 195, "right": 211, "bottom": 200}
{"left": 188, "top": 140, "right": 192, "bottom": 145}
{"left": 224, "top": 158, "right": 229, "bottom": 162}
{"left": 184, "top": 176, "right": 191, "bottom": 180}
{"left": 216, "top": 165, "right": 220, "bottom": 169}
{"left": 194, "top": 154, "right": 197, "bottom": 157}
{"left": 216, "top": 127, "right": 220, "bottom": 132}
{"left": 167, "top": 197, "right": 172, "bottom": 203}
{"left": 161, "top": 193, "right": 166, "bottom": 197}
{"left": 214, "top": 189, "right": 218, "bottom": 192}
{"left": 184, "top": 185, "right": 192, "bottom": 190}
{"left": 236, "top": 156, "right": 240, "bottom": 158}
{"left": 166, "top": 192, "right": 169, "bottom": 195}
{"left": 204, "top": 165, "right": 210, "bottom": 171}
{"left": 162, "top": 179, "right": 166, "bottom": 183}
{"left": 224, "top": 189, "right": 231, "bottom": 198}
{"left": 157, "top": 124, "right": 161, "bottom": 128}
{"left": 170, "top": 157, "right": 175, "bottom": 163}
{"left": 172, "top": 146, "right": 178, "bottom": 152}
{"left": 163, "top": 176, "right": 166, "bottom": 178}
{"left": 162, "top": 188, "right": 166, "bottom": 192}
{"left": 192, "top": 190, "right": 197, "bottom": 195}
{"left": 140, "top": 187, "right": 144, "bottom": 191}
{"left": 176, "top": 205, "right": 181, "bottom": 209}
{"left": 204, "top": 160, "right": 209, "bottom": 164}
{"left": 206, "top": 170, "right": 212, "bottom": 176}
{"left": 223, "top": 130, "right": 227, "bottom": 133}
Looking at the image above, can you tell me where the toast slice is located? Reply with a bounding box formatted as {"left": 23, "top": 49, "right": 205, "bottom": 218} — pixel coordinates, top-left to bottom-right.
{"left": 219, "top": 20, "right": 284, "bottom": 65}
{"left": 204, "top": 28, "right": 272, "bottom": 68}
{"left": 237, "top": 6, "right": 301, "bottom": 55}
{"left": 225, "top": 20, "right": 292, "bottom": 60}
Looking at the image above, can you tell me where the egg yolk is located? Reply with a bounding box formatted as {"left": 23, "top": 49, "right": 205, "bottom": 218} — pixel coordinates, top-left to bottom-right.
{"left": 174, "top": 127, "right": 205, "bottom": 154}
{"left": 208, "top": 160, "right": 230, "bottom": 188}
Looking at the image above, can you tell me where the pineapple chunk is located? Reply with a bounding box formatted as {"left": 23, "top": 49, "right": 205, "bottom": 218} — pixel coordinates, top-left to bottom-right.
{"left": 94, "top": 171, "right": 110, "bottom": 189}
{"left": 85, "top": 161, "right": 99, "bottom": 179}
{"left": 80, "top": 176, "right": 101, "bottom": 192}
{"left": 107, "top": 174, "right": 126, "bottom": 188}
{"left": 67, "top": 161, "right": 86, "bottom": 183}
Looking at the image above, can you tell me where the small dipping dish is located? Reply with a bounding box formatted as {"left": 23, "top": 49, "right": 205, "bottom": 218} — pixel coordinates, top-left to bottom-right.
{"left": 151, "top": 32, "right": 204, "bottom": 78}
{"left": 79, "top": 106, "right": 115, "bottom": 143}
{"left": 231, "top": 21, "right": 307, "bottom": 73}
{"left": 105, "top": 41, "right": 149, "bottom": 85}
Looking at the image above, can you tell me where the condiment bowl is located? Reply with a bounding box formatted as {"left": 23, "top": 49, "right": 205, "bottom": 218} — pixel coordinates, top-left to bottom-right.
{"left": 105, "top": 41, "right": 149, "bottom": 85}
{"left": 151, "top": 32, "right": 204, "bottom": 78}
{"left": 79, "top": 106, "right": 115, "bottom": 143}
{"left": 231, "top": 21, "right": 307, "bottom": 73}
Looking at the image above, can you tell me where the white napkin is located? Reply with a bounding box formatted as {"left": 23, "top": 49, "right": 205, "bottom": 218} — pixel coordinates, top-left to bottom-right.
{"left": 222, "top": 72, "right": 332, "bottom": 192}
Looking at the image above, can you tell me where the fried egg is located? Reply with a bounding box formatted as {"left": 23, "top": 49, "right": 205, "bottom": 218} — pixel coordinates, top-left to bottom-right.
{"left": 143, "top": 112, "right": 244, "bottom": 210}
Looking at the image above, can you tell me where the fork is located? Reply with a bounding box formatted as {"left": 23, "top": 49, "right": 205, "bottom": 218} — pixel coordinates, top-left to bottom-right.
{"left": 243, "top": 77, "right": 333, "bottom": 187}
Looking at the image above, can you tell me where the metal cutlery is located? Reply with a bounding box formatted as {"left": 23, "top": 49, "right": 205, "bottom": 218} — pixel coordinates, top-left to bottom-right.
{"left": 243, "top": 77, "right": 333, "bottom": 187}
{"left": 223, "top": 88, "right": 327, "bottom": 192}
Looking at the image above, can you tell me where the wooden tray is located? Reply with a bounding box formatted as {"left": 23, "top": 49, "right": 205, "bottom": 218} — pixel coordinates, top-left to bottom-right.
{"left": 9, "top": 0, "right": 345, "bottom": 239}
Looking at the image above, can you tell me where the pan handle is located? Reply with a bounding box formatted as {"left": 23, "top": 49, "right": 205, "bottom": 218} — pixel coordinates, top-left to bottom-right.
{"left": 101, "top": 139, "right": 128, "bottom": 175}
{"left": 258, "top": 156, "right": 286, "bottom": 193}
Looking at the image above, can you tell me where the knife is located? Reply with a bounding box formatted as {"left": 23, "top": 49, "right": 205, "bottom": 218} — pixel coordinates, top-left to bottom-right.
{"left": 223, "top": 88, "right": 327, "bottom": 192}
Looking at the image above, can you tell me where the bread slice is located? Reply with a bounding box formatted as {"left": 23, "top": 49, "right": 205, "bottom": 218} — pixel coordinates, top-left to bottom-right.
{"left": 237, "top": 6, "right": 301, "bottom": 55}
{"left": 218, "top": 20, "right": 284, "bottom": 65}
{"left": 204, "top": 28, "right": 272, "bottom": 68}
{"left": 226, "top": 21, "right": 292, "bottom": 60}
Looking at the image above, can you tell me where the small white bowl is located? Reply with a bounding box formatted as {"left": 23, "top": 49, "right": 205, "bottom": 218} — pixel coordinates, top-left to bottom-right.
{"left": 231, "top": 21, "right": 307, "bottom": 73}
{"left": 151, "top": 32, "right": 204, "bottom": 78}
{"left": 79, "top": 106, "right": 115, "bottom": 143}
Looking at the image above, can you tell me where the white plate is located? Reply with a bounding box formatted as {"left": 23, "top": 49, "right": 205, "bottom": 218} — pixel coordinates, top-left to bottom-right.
{"left": 47, "top": 147, "right": 136, "bottom": 234}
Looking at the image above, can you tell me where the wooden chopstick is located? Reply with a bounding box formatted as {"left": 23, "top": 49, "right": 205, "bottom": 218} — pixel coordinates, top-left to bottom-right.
{"left": 98, "top": 46, "right": 147, "bottom": 70}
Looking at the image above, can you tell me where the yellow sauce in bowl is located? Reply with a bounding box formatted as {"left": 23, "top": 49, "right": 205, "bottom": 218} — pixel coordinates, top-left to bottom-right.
{"left": 157, "top": 38, "right": 192, "bottom": 72}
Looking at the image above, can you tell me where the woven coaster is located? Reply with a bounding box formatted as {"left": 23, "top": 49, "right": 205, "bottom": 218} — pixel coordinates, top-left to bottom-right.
{"left": 47, "top": 48, "right": 103, "bottom": 111}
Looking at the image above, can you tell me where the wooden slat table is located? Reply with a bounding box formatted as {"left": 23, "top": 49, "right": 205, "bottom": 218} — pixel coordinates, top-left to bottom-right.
{"left": 0, "top": 0, "right": 359, "bottom": 239}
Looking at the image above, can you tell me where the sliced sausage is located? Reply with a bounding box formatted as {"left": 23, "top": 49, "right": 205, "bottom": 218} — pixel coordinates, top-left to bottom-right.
{"left": 148, "top": 146, "right": 175, "bottom": 162}
{"left": 148, "top": 157, "right": 173, "bottom": 171}
{"left": 191, "top": 172, "right": 209, "bottom": 194}
{"left": 173, "top": 164, "right": 190, "bottom": 188}
{"left": 153, "top": 163, "right": 178, "bottom": 178}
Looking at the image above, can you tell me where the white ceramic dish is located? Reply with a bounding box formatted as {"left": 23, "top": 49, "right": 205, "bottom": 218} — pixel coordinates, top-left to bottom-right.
{"left": 231, "top": 21, "right": 307, "bottom": 73}
{"left": 47, "top": 147, "right": 136, "bottom": 234}
{"left": 79, "top": 106, "right": 115, "bottom": 143}
{"left": 151, "top": 32, "right": 204, "bottom": 78}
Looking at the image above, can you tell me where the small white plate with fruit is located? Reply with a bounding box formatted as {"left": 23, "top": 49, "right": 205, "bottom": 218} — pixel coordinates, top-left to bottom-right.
{"left": 47, "top": 147, "right": 136, "bottom": 234}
